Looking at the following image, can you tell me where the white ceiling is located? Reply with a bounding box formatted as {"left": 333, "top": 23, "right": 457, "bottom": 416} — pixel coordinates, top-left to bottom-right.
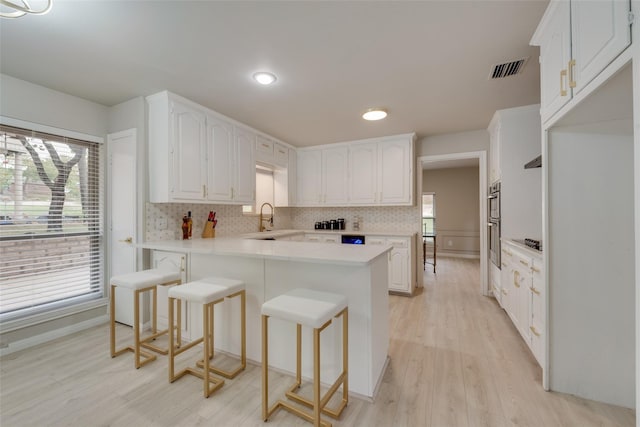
{"left": 0, "top": 0, "right": 549, "bottom": 147}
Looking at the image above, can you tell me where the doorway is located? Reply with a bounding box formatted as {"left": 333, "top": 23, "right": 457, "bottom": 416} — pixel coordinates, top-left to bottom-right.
{"left": 417, "top": 152, "right": 488, "bottom": 294}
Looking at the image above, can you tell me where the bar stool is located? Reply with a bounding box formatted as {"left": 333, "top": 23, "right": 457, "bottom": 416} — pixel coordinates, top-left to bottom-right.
{"left": 109, "top": 268, "right": 182, "bottom": 369}
{"left": 261, "top": 288, "right": 348, "bottom": 427}
{"left": 168, "top": 277, "right": 246, "bottom": 398}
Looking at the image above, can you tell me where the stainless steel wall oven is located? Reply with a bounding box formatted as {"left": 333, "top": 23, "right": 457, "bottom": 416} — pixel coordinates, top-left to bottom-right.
{"left": 488, "top": 182, "right": 501, "bottom": 268}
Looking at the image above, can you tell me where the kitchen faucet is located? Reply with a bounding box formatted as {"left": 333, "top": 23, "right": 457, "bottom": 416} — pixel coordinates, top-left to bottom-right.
{"left": 259, "top": 202, "right": 274, "bottom": 232}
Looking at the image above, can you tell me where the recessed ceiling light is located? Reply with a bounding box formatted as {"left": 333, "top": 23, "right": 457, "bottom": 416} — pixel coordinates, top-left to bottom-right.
{"left": 362, "top": 108, "right": 388, "bottom": 121}
{"left": 253, "top": 72, "right": 277, "bottom": 85}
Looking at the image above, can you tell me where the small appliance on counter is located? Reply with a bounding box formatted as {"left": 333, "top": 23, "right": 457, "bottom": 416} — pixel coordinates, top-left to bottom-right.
{"left": 524, "top": 238, "right": 542, "bottom": 251}
{"left": 315, "top": 218, "right": 346, "bottom": 230}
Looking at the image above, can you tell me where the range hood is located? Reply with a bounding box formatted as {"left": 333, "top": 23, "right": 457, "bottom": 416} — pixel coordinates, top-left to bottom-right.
{"left": 524, "top": 155, "right": 542, "bottom": 169}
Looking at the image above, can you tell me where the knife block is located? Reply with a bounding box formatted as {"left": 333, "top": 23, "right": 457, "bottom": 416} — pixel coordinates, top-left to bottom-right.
{"left": 202, "top": 221, "right": 216, "bottom": 238}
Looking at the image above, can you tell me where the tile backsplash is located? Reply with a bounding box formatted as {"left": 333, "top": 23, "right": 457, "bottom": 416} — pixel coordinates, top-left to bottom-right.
{"left": 145, "top": 203, "right": 420, "bottom": 241}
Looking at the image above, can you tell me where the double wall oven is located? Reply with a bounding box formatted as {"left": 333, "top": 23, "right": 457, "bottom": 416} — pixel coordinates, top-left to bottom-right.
{"left": 488, "top": 182, "right": 501, "bottom": 268}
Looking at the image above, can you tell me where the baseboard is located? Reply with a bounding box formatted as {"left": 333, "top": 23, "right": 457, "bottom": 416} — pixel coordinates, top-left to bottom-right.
{"left": 438, "top": 252, "right": 480, "bottom": 259}
{"left": 0, "top": 314, "right": 109, "bottom": 357}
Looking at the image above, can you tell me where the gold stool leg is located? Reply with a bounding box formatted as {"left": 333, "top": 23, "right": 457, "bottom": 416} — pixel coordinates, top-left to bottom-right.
{"left": 110, "top": 284, "right": 116, "bottom": 357}
{"left": 203, "top": 303, "right": 210, "bottom": 397}
{"left": 343, "top": 308, "right": 349, "bottom": 407}
{"left": 262, "top": 314, "right": 269, "bottom": 421}
{"left": 168, "top": 296, "right": 175, "bottom": 382}
{"left": 313, "top": 327, "right": 321, "bottom": 427}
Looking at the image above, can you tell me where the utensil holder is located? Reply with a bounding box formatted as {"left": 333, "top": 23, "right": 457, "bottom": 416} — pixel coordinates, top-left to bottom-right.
{"left": 202, "top": 221, "right": 216, "bottom": 238}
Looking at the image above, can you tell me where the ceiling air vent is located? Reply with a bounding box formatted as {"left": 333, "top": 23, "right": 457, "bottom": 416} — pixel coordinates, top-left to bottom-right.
{"left": 489, "top": 57, "right": 529, "bottom": 79}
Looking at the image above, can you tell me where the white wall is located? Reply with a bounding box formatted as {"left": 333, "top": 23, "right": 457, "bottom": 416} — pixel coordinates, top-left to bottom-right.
{"left": 0, "top": 74, "right": 109, "bottom": 350}
{"left": 548, "top": 123, "right": 635, "bottom": 408}
{"left": 0, "top": 74, "right": 108, "bottom": 136}
{"left": 422, "top": 166, "right": 480, "bottom": 256}
{"left": 417, "top": 129, "right": 489, "bottom": 157}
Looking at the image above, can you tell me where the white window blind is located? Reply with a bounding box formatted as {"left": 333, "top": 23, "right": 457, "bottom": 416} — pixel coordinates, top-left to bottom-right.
{"left": 0, "top": 124, "right": 104, "bottom": 320}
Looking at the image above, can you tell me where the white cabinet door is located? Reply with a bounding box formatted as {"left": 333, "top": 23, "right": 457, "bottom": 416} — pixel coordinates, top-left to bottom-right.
{"left": 171, "top": 100, "right": 207, "bottom": 200}
{"left": 206, "top": 114, "right": 234, "bottom": 201}
{"left": 388, "top": 246, "right": 409, "bottom": 293}
{"left": 322, "top": 146, "right": 349, "bottom": 205}
{"left": 273, "top": 143, "right": 289, "bottom": 167}
{"left": 378, "top": 139, "right": 412, "bottom": 205}
{"left": 349, "top": 142, "right": 377, "bottom": 205}
{"left": 570, "top": 0, "right": 631, "bottom": 94}
{"left": 255, "top": 135, "right": 274, "bottom": 163}
{"left": 234, "top": 127, "right": 256, "bottom": 203}
{"left": 297, "top": 150, "right": 323, "bottom": 206}
{"left": 538, "top": 1, "right": 572, "bottom": 120}
{"left": 488, "top": 118, "right": 501, "bottom": 184}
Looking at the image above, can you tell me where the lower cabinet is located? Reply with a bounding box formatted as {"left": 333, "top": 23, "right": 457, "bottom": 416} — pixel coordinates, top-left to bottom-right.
{"left": 151, "top": 250, "right": 188, "bottom": 336}
{"left": 368, "top": 235, "right": 415, "bottom": 295}
{"left": 500, "top": 241, "right": 545, "bottom": 368}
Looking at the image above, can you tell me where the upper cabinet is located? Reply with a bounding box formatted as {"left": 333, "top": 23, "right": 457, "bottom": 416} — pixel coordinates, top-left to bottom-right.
{"left": 297, "top": 134, "right": 414, "bottom": 207}
{"left": 147, "top": 91, "right": 283, "bottom": 204}
{"left": 531, "top": 0, "right": 632, "bottom": 122}
{"left": 488, "top": 116, "right": 501, "bottom": 184}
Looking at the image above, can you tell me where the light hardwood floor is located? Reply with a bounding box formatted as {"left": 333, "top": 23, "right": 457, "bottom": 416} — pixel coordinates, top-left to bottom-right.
{"left": 0, "top": 257, "right": 635, "bottom": 426}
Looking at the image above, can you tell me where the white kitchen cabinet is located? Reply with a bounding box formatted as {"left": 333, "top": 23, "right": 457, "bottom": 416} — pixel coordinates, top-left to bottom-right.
{"left": 296, "top": 147, "right": 348, "bottom": 206}
{"left": 148, "top": 91, "right": 257, "bottom": 205}
{"left": 151, "top": 250, "right": 188, "bottom": 336}
{"left": 378, "top": 139, "right": 413, "bottom": 205}
{"left": 368, "top": 235, "right": 415, "bottom": 295}
{"left": 255, "top": 135, "right": 274, "bottom": 164}
{"left": 273, "top": 142, "right": 289, "bottom": 167}
{"left": 274, "top": 148, "right": 296, "bottom": 207}
{"left": 349, "top": 142, "right": 377, "bottom": 204}
{"left": 148, "top": 92, "right": 207, "bottom": 203}
{"left": 322, "top": 146, "right": 349, "bottom": 205}
{"left": 296, "top": 150, "right": 323, "bottom": 205}
{"left": 349, "top": 135, "right": 414, "bottom": 206}
{"left": 206, "top": 113, "right": 235, "bottom": 201}
{"left": 529, "top": 256, "right": 545, "bottom": 366}
{"left": 501, "top": 240, "right": 545, "bottom": 368}
{"left": 233, "top": 126, "right": 257, "bottom": 203}
{"left": 531, "top": 0, "right": 631, "bottom": 121}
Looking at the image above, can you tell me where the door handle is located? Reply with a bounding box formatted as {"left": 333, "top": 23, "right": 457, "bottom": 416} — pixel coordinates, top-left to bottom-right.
{"left": 119, "top": 237, "right": 133, "bottom": 244}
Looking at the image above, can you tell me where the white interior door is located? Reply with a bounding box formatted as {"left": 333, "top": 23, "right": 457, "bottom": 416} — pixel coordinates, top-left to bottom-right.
{"left": 108, "top": 129, "right": 137, "bottom": 326}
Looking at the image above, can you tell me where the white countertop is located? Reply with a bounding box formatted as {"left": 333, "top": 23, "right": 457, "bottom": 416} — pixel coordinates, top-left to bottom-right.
{"left": 502, "top": 238, "right": 543, "bottom": 258}
{"left": 240, "top": 229, "right": 417, "bottom": 239}
{"left": 139, "top": 236, "right": 392, "bottom": 266}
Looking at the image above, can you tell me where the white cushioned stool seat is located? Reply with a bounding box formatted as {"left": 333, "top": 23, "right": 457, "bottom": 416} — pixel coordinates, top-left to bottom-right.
{"left": 111, "top": 268, "right": 181, "bottom": 290}
{"left": 169, "top": 277, "right": 244, "bottom": 303}
{"left": 261, "top": 288, "right": 347, "bottom": 329}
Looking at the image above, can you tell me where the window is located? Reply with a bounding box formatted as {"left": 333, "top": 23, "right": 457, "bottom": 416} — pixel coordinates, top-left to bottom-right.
{"left": 0, "top": 124, "right": 104, "bottom": 321}
{"left": 243, "top": 165, "right": 275, "bottom": 215}
{"left": 422, "top": 193, "right": 436, "bottom": 235}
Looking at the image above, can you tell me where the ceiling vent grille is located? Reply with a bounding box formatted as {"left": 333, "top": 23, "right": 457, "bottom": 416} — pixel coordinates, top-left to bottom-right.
{"left": 489, "top": 57, "right": 529, "bottom": 79}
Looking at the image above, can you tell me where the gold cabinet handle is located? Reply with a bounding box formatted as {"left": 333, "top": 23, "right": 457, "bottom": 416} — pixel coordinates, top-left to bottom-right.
{"left": 560, "top": 69, "right": 568, "bottom": 96}
{"left": 529, "top": 286, "right": 540, "bottom": 295}
{"left": 180, "top": 256, "right": 185, "bottom": 272}
{"left": 501, "top": 263, "right": 507, "bottom": 268}
{"left": 568, "top": 59, "right": 576, "bottom": 88}
{"left": 519, "top": 259, "right": 529, "bottom": 267}
{"left": 513, "top": 270, "right": 520, "bottom": 288}
{"left": 532, "top": 266, "right": 541, "bottom": 273}
{"left": 118, "top": 237, "right": 133, "bottom": 244}
{"left": 202, "top": 185, "right": 206, "bottom": 198}
{"left": 530, "top": 326, "right": 541, "bottom": 337}
{"left": 501, "top": 289, "right": 507, "bottom": 295}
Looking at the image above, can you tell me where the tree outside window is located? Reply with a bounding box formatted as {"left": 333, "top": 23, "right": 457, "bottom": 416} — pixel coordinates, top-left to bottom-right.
{"left": 422, "top": 193, "right": 435, "bottom": 235}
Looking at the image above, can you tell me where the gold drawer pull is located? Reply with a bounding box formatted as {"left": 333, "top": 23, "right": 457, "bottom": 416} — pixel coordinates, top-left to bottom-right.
{"left": 501, "top": 263, "right": 507, "bottom": 268}
{"left": 501, "top": 289, "right": 507, "bottom": 295}
{"left": 532, "top": 266, "right": 541, "bottom": 273}
{"left": 519, "top": 260, "right": 529, "bottom": 267}
{"left": 261, "top": 143, "right": 270, "bottom": 148}
{"left": 560, "top": 69, "right": 568, "bottom": 96}
{"left": 529, "top": 286, "right": 540, "bottom": 295}
{"left": 530, "top": 326, "right": 541, "bottom": 337}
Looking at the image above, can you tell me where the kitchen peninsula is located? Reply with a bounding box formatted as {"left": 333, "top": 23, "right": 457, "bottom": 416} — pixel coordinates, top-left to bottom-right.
{"left": 138, "top": 236, "right": 391, "bottom": 399}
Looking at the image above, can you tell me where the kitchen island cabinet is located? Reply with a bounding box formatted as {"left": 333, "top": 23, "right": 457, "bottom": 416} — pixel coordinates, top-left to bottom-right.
{"left": 138, "top": 237, "right": 391, "bottom": 399}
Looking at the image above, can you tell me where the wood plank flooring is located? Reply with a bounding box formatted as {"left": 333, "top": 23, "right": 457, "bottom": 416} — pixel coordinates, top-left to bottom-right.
{"left": 0, "top": 257, "right": 635, "bottom": 426}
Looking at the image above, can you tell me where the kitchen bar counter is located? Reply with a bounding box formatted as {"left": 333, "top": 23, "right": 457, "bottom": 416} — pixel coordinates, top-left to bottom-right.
{"left": 138, "top": 236, "right": 391, "bottom": 399}
{"left": 139, "top": 236, "right": 391, "bottom": 266}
